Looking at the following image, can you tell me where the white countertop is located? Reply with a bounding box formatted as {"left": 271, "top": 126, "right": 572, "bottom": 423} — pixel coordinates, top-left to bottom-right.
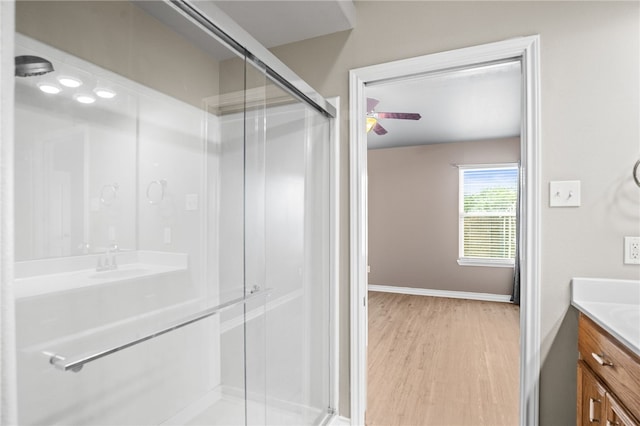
{"left": 571, "top": 277, "right": 640, "bottom": 357}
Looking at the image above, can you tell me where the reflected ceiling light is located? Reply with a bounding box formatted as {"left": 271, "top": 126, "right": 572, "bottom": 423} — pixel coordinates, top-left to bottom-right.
{"left": 58, "top": 76, "right": 82, "bottom": 88}
{"left": 74, "top": 94, "right": 95, "bottom": 104}
{"left": 37, "top": 82, "right": 61, "bottom": 94}
{"left": 366, "top": 116, "right": 377, "bottom": 133}
{"left": 94, "top": 88, "right": 116, "bottom": 99}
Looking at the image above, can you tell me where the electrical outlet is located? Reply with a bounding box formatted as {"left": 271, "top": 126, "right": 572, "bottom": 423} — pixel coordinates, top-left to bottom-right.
{"left": 624, "top": 236, "right": 640, "bottom": 265}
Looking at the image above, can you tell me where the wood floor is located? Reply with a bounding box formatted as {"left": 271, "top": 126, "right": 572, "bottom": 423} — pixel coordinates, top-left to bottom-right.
{"left": 367, "top": 291, "right": 520, "bottom": 426}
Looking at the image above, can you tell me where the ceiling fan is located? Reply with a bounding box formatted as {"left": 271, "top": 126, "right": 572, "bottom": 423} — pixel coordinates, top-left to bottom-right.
{"left": 366, "top": 97, "right": 422, "bottom": 135}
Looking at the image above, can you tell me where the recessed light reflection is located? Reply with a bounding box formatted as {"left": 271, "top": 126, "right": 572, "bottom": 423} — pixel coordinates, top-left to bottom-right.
{"left": 37, "top": 83, "right": 61, "bottom": 94}
{"left": 58, "top": 76, "right": 82, "bottom": 88}
{"left": 94, "top": 88, "right": 116, "bottom": 99}
{"left": 74, "top": 94, "right": 95, "bottom": 104}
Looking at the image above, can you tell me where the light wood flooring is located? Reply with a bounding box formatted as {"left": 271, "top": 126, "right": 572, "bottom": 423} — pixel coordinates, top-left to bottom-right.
{"left": 367, "top": 292, "right": 520, "bottom": 426}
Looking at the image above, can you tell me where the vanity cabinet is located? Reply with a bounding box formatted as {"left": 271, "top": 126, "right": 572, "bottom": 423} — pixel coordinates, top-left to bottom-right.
{"left": 577, "top": 314, "right": 640, "bottom": 426}
{"left": 577, "top": 361, "right": 607, "bottom": 425}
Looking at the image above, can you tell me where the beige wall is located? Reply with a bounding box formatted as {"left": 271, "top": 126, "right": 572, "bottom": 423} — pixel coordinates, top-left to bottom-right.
{"left": 270, "top": 1, "right": 640, "bottom": 422}
{"left": 368, "top": 138, "right": 519, "bottom": 295}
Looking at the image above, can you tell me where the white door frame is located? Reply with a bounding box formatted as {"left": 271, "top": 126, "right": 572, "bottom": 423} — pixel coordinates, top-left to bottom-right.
{"left": 348, "top": 36, "right": 541, "bottom": 426}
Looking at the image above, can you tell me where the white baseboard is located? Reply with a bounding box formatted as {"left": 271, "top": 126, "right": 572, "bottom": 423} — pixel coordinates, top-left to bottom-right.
{"left": 368, "top": 284, "right": 512, "bottom": 303}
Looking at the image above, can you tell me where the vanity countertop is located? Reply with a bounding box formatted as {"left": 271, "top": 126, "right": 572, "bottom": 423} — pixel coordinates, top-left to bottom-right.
{"left": 571, "top": 277, "right": 640, "bottom": 357}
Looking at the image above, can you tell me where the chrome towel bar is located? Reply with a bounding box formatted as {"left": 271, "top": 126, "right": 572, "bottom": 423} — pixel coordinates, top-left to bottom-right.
{"left": 48, "top": 288, "right": 270, "bottom": 373}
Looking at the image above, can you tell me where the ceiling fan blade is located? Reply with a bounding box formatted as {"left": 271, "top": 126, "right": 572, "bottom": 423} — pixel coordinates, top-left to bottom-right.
{"left": 367, "top": 98, "right": 379, "bottom": 112}
{"left": 373, "top": 123, "right": 388, "bottom": 135}
{"left": 377, "top": 112, "right": 422, "bottom": 120}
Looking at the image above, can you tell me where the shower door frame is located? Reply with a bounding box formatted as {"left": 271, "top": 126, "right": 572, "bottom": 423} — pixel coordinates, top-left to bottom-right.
{"left": 0, "top": 1, "right": 18, "bottom": 423}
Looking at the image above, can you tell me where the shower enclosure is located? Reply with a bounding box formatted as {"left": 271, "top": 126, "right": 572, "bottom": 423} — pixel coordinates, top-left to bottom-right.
{"left": 13, "top": 1, "right": 336, "bottom": 424}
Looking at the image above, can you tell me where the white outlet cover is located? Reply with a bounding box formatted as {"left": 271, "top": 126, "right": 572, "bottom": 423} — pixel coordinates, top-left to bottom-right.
{"left": 624, "top": 236, "right": 640, "bottom": 265}
{"left": 549, "top": 180, "right": 581, "bottom": 207}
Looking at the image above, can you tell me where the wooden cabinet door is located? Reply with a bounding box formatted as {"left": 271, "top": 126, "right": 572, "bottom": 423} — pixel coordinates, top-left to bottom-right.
{"left": 578, "top": 361, "right": 607, "bottom": 425}
{"left": 605, "top": 392, "right": 639, "bottom": 426}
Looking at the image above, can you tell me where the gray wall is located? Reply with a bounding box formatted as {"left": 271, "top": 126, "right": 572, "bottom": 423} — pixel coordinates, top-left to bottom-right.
{"left": 269, "top": 1, "right": 640, "bottom": 422}
{"left": 368, "top": 138, "right": 519, "bottom": 295}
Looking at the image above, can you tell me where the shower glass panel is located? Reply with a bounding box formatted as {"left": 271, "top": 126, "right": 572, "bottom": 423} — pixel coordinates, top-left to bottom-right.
{"left": 12, "top": 1, "right": 333, "bottom": 425}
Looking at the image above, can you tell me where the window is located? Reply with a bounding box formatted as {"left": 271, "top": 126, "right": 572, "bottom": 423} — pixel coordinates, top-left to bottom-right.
{"left": 458, "top": 164, "right": 518, "bottom": 267}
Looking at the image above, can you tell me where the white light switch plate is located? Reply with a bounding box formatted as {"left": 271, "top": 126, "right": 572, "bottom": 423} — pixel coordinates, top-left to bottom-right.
{"left": 550, "top": 180, "right": 581, "bottom": 207}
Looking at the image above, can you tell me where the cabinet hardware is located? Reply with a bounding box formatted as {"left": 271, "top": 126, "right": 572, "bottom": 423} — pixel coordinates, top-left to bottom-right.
{"left": 589, "top": 397, "right": 601, "bottom": 423}
{"left": 592, "top": 352, "right": 614, "bottom": 367}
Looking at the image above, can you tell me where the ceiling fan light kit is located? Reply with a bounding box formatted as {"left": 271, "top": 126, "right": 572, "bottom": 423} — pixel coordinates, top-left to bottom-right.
{"left": 366, "top": 116, "right": 378, "bottom": 133}
{"left": 366, "top": 97, "right": 421, "bottom": 135}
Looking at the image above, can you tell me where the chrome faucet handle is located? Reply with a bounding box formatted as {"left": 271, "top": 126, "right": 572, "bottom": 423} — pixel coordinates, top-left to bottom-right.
{"left": 108, "top": 244, "right": 118, "bottom": 269}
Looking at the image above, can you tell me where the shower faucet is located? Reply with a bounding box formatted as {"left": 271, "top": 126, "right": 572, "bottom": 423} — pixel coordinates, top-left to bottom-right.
{"left": 96, "top": 244, "right": 119, "bottom": 272}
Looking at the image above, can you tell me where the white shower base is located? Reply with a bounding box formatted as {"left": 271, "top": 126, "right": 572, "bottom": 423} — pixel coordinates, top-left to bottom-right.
{"left": 162, "top": 387, "right": 328, "bottom": 426}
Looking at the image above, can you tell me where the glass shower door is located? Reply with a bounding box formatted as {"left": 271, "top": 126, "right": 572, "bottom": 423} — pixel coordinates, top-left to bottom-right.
{"left": 13, "top": 1, "right": 332, "bottom": 424}
{"left": 218, "top": 59, "right": 332, "bottom": 425}
{"left": 243, "top": 73, "right": 333, "bottom": 425}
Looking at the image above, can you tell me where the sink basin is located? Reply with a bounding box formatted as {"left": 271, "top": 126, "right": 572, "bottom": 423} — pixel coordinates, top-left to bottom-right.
{"left": 609, "top": 305, "right": 640, "bottom": 326}
{"left": 90, "top": 268, "right": 150, "bottom": 280}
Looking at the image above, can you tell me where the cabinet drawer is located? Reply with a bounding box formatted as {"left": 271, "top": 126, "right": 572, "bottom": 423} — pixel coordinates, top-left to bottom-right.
{"left": 578, "top": 314, "right": 640, "bottom": 421}
{"left": 607, "top": 391, "right": 639, "bottom": 426}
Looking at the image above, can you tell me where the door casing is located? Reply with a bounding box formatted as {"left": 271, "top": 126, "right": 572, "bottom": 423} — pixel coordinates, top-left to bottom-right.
{"left": 348, "top": 35, "right": 541, "bottom": 426}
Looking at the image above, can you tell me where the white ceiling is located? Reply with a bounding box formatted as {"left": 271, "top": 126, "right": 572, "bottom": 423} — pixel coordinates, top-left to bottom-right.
{"left": 366, "top": 61, "right": 522, "bottom": 150}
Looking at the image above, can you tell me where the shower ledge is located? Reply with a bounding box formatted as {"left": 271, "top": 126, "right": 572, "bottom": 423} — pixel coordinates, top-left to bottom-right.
{"left": 14, "top": 251, "right": 188, "bottom": 299}
{"left": 571, "top": 277, "right": 640, "bottom": 356}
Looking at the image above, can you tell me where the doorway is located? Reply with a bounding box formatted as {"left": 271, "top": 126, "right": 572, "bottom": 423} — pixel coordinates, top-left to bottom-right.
{"left": 349, "top": 36, "right": 541, "bottom": 426}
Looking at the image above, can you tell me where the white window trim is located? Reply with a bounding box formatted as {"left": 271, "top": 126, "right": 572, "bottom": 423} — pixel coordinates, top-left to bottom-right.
{"left": 457, "top": 163, "right": 518, "bottom": 268}
{"left": 457, "top": 257, "right": 515, "bottom": 267}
